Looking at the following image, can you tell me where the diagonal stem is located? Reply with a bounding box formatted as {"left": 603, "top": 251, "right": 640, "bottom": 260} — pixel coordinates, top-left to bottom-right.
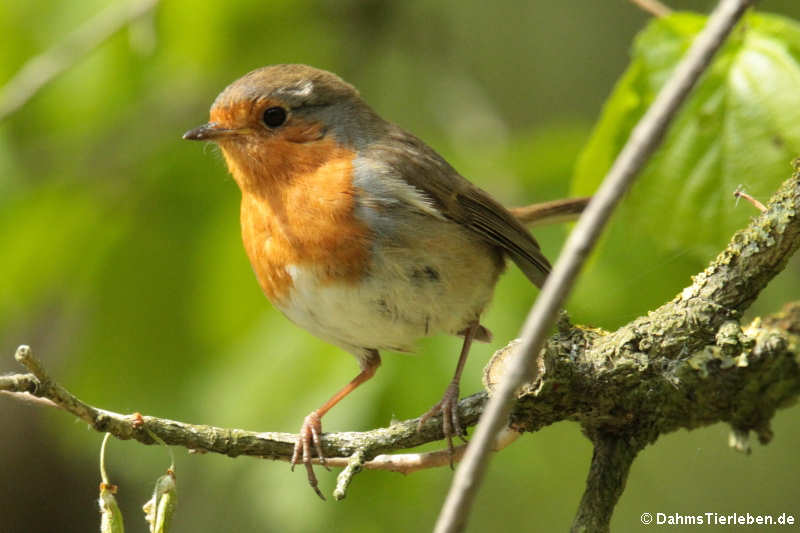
{"left": 433, "top": 2, "right": 755, "bottom": 532}
{"left": 0, "top": 0, "right": 160, "bottom": 121}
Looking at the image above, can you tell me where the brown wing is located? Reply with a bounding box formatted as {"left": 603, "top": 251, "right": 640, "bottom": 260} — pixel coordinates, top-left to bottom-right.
{"left": 365, "top": 126, "right": 551, "bottom": 288}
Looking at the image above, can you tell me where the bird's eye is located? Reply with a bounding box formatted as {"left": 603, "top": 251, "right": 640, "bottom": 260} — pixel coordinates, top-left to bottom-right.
{"left": 262, "top": 106, "right": 287, "bottom": 128}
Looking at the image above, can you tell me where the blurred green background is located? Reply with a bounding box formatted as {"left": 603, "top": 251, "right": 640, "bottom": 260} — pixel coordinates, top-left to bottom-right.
{"left": 2, "top": 1, "right": 800, "bottom": 532}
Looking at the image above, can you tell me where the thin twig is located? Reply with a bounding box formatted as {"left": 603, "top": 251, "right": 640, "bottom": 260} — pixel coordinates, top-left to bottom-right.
{"left": 0, "top": 372, "right": 40, "bottom": 395}
{"left": 0, "top": 389, "right": 58, "bottom": 408}
{"left": 1, "top": 350, "right": 489, "bottom": 469}
{"left": 0, "top": 0, "right": 160, "bottom": 122}
{"left": 629, "top": 0, "right": 673, "bottom": 17}
{"left": 13, "top": 345, "right": 113, "bottom": 427}
{"left": 299, "top": 427, "right": 519, "bottom": 476}
{"left": 15, "top": 345, "right": 49, "bottom": 381}
{"left": 509, "top": 197, "right": 591, "bottom": 227}
{"left": 100, "top": 433, "right": 113, "bottom": 486}
{"left": 734, "top": 186, "right": 767, "bottom": 212}
{"left": 433, "top": 2, "right": 754, "bottom": 532}
{"left": 1, "top": 365, "right": 497, "bottom": 497}
{"left": 333, "top": 450, "right": 365, "bottom": 500}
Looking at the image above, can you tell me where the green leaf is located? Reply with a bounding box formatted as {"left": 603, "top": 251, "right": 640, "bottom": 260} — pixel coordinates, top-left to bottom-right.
{"left": 572, "top": 12, "right": 800, "bottom": 258}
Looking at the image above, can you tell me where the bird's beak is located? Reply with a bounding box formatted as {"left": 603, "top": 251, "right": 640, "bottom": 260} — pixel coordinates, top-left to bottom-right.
{"left": 182, "top": 122, "right": 253, "bottom": 141}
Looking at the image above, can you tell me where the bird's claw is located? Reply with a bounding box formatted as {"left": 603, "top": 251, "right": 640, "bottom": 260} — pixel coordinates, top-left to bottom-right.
{"left": 291, "top": 411, "right": 328, "bottom": 500}
{"left": 417, "top": 382, "right": 466, "bottom": 467}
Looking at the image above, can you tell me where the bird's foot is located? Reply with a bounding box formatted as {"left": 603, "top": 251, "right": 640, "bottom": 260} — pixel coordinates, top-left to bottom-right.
{"left": 291, "top": 411, "right": 329, "bottom": 500}
{"left": 417, "top": 382, "right": 466, "bottom": 467}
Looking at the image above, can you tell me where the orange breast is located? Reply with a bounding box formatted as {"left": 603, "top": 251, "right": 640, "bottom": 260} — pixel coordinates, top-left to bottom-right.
{"left": 227, "top": 138, "right": 372, "bottom": 304}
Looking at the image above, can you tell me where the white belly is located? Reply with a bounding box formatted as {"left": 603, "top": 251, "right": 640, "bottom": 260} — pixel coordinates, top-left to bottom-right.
{"left": 276, "top": 224, "right": 503, "bottom": 357}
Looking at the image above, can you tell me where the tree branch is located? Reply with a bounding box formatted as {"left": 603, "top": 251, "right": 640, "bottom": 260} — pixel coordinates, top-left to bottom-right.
{"left": 571, "top": 433, "right": 642, "bottom": 533}
{"left": 1, "top": 348, "right": 486, "bottom": 460}
{"left": 2, "top": 170, "right": 799, "bottom": 512}
{"left": 486, "top": 171, "right": 800, "bottom": 530}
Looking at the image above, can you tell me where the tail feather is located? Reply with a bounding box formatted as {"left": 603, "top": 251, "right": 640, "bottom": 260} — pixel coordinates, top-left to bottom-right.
{"left": 458, "top": 324, "right": 492, "bottom": 343}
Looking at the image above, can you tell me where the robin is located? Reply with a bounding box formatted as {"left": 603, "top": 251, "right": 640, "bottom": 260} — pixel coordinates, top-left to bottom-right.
{"left": 184, "top": 64, "right": 552, "bottom": 498}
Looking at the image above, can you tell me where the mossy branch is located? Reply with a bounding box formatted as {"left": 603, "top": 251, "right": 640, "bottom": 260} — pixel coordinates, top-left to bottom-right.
{"left": 2, "top": 172, "right": 799, "bottom": 517}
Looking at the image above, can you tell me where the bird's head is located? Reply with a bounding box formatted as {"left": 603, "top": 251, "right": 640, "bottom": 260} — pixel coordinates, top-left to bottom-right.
{"left": 184, "top": 64, "right": 382, "bottom": 191}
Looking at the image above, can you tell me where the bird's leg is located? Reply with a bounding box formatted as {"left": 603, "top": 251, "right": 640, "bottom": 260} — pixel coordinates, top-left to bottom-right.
{"left": 418, "top": 322, "right": 478, "bottom": 466}
{"left": 291, "top": 349, "right": 380, "bottom": 499}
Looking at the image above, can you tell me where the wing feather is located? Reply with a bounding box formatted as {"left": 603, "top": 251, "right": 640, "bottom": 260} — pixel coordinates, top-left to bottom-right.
{"left": 363, "top": 126, "right": 551, "bottom": 288}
